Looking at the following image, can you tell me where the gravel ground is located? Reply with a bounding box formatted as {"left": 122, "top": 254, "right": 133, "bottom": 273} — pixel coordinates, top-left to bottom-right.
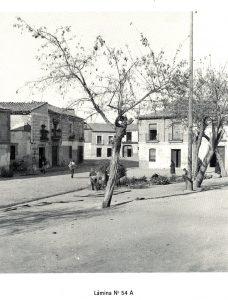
{"left": 0, "top": 177, "right": 228, "bottom": 272}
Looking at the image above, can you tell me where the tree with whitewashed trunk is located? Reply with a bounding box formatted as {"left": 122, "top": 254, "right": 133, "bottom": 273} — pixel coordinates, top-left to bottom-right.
{"left": 15, "top": 18, "right": 186, "bottom": 208}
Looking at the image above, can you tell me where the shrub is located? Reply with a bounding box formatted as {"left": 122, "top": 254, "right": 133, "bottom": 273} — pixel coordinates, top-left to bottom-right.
{"left": 98, "top": 161, "right": 126, "bottom": 179}
{"left": 1, "top": 167, "right": 14, "bottom": 178}
{"left": 150, "top": 175, "right": 170, "bottom": 185}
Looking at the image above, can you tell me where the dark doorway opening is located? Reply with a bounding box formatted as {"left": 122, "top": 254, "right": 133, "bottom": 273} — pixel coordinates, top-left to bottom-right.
{"left": 123, "top": 145, "right": 133, "bottom": 158}
{"left": 10, "top": 145, "right": 16, "bottom": 160}
{"left": 52, "top": 145, "right": 58, "bottom": 167}
{"left": 39, "top": 147, "right": 46, "bottom": 168}
{"left": 171, "top": 149, "right": 181, "bottom": 168}
{"left": 78, "top": 146, "right": 84, "bottom": 163}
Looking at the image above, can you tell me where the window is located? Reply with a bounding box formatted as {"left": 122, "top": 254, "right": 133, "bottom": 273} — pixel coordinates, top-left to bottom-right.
{"left": 97, "top": 135, "right": 102, "bottom": 144}
{"left": 149, "top": 124, "right": 157, "bottom": 140}
{"left": 126, "top": 132, "right": 132, "bottom": 142}
{"left": 170, "top": 123, "right": 182, "bottom": 141}
{"left": 149, "top": 148, "right": 156, "bottom": 162}
{"left": 108, "top": 136, "right": 114, "bottom": 144}
{"left": 69, "top": 146, "right": 72, "bottom": 159}
{"left": 10, "top": 145, "right": 16, "bottom": 160}
{"left": 107, "top": 148, "right": 112, "bottom": 157}
{"left": 96, "top": 148, "right": 102, "bottom": 157}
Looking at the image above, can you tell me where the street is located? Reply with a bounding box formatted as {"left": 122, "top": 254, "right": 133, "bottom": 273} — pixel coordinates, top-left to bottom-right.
{"left": 0, "top": 174, "right": 228, "bottom": 272}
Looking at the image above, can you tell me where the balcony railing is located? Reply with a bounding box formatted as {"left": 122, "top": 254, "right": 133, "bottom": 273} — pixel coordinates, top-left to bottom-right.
{"left": 168, "top": 132, "right": 183, "bottom": 142}
{"left": 145, "top": 133, "right": 160, "bottom": 143}
{"left": 51, "top": 129, "right": 62, "bottom": 141}
{"left": 96, "top": 141, "right": 104, "bottom": 145}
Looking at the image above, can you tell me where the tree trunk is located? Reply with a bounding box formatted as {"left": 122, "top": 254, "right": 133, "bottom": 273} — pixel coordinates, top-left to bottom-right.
{"left": 195, "top": 147, "right": 214, "bottom": 187}
{"left": 192, "top": 142, "right": 200, "bottom": 179}
{"left": 215, "top": 149, "right": 227, "bottom": 177}
{"left": 102, "top": 126, "right": 126, "bottom": 208}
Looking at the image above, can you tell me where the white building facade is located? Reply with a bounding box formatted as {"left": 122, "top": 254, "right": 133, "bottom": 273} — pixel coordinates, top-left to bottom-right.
{"left": 84, "top": 123, "right": 138, "bottom": 160}
{"left": 138, "top": 112, "right": 228, "bottom": 171}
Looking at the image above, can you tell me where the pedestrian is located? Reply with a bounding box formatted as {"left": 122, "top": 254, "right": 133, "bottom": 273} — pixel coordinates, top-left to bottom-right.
{"left": 41, "top": 157, "right": 47, "bottom": 174}
{"left": 68, "top": 159, "right": 76, "bottom": 178}
{"left": 182, "top": 168, "right": 188, "bottom": 190}
{"left": 170, "top": 160, "right": 176, "bottom": 175}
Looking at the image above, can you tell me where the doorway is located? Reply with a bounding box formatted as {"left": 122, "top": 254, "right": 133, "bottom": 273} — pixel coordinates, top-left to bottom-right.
{"left": 171, "top": 149, "right": 181, "bottom": 168}
{"left": 39, "top": 147, "right": 45, "bottom": 168}
{"left": 78, "top": 146, "right": 84, "bottom": 163}
{"left": 123, "top": 145, "right": 133, "bottom": 158}
{"left": 52, "top": 145, "right": 58, "bottom": 167}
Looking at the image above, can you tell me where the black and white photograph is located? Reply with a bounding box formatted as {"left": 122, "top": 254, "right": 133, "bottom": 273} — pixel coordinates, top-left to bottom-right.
{"left": 0, "top": 0, "right": 228, "bottom": 299}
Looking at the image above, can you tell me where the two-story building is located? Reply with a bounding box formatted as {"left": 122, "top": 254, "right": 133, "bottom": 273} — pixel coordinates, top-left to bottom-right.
{"left": 138, "top": 111, "right": 188, "bottom": 169}
{"left": 84, "top": 123, "right": 138, "bottom": 160}
{"left": 0, "top": 107, "right": 11, "bottom": 169}
{"left": 0, "top": 102, "right": 84, "bottom": 168}
{"left": 138, "top": 110, "right": 228, "bottom": 171}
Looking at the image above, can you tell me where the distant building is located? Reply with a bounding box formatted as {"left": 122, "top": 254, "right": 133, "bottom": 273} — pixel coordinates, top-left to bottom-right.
{"left": 138, "top": 111, "right": 228, "bottom": 171}
{"left": 0, "top": 102, "right": 84, "bottom": 168}
{"left": 84, "top": 123, "right": 138, "bottom": 160}
{"left": 0, "top": 107, "right": 11, "bottom": 169}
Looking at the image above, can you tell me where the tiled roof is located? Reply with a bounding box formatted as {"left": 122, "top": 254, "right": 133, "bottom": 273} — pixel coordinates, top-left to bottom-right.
{"left": 0, "top": 102, "right": 45, "bottom": 114}
{"left": 11, "top": 124, "right": 31, "bottom": 132}
{"left": 126, "top": 123, "right": 138, "bottom": 131}
{"left": 86, "top": 122, "right": 138, "bottom": 132}
{"left": 138, "top": 110, "right": 174, "bottom": 120}
{"left": 86, "top": 123, "right": 115, "bottom": 132}
{"left": 0, "top": 102, "right": 83, "bottom": 119}
{"left": 47, "top": 104, "right": 82, "bottom": 119}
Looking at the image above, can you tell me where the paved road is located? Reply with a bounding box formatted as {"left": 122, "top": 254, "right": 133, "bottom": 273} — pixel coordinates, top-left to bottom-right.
{"left": 0, "top": 178, "right": 228, "bottom": 272}
{"left": 0, "top": 172, "right": 90, "bottom": 208}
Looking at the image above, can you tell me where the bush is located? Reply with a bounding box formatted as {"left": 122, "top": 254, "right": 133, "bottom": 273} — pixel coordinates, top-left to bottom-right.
{"left": 1, "top": 167, "right": 14, "bottom": 178}
{"left": 150, "top": 175, "right": 170, "bottom": 185}
{"left": 98, "top": 161, "right": 126, "bottom": 179}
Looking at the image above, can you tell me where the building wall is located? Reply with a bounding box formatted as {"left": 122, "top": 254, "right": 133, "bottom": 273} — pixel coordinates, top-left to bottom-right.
{"left": 84, "top": 129, "right": 139, "bottom": 160}
{"left": 138, "top": 118, "right": 228, "bottom": 170}
{"left": 138, "top": 118, "right": 187, "bottom": 169}
{"left": 11, "top": 131, "right": 31, "bottom": 160}
{"left": 10, "top": 104, "right": 84, "bottom": 167}
{"left": 0, "top": 110, "right": 10, "bottom": 169}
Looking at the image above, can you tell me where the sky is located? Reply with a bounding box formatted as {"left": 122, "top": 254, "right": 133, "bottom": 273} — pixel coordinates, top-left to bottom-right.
{"left": 1, "top": 10, "right": 228, "bottom": 120}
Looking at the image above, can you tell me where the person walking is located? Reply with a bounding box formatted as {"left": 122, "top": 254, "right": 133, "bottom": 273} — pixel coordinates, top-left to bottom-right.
{"left": 170, "top": 160, "right": 176, "bottom": 175}
{"left": 68, "top": 160, "right": 76, "bottom": 178}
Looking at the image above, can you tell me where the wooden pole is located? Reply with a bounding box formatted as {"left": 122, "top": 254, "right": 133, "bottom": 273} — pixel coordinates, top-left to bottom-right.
{"left": 187, "top": 11, "right": 193, "bottom": 190}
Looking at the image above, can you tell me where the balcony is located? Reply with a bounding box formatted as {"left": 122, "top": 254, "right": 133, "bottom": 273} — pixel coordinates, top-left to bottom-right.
{"left": 96, "top": 141, "right": 104, "bottom": 145}
{"left": 145, "top": 133, "right": 160, "bottom": 143}
{"left": 68, "top": 133, "right": 76, "bottom": 141}
{"left": 40, "top": 124, "right": 49, "bottom": 142}
{"left": 51, "top": 128, "right": 62, "bottom": 141}
{"left": 168, "top": 132, "right": 183, "bottom": 143}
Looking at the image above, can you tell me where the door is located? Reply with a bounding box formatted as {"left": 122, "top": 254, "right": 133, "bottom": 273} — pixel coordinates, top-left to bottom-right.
{"left": 39, "top": 147, "right": 45, "bottom": 168}
{"left": 78, "top": 146, "right": 84, "bottom": 163}
{"left": 123, "top": 145, "right": 133, "bottom": 158}
{"left": 52, "top": 145, "right": 58, "bottom": 167}
{"left": 171, "top": 149, "right": 181, "bottom": 168}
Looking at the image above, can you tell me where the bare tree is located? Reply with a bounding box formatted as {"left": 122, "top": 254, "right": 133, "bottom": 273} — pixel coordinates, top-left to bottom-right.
{"left": 15, "top": 18, "right": 186, "bottom": 208}
{"left": 167, "top": 66, "right": 228, "bottom": 186}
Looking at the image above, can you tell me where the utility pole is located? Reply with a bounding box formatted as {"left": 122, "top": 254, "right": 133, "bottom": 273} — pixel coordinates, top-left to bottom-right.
{"left": 187, "top": 11, "right": 194, "bottom": 190}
